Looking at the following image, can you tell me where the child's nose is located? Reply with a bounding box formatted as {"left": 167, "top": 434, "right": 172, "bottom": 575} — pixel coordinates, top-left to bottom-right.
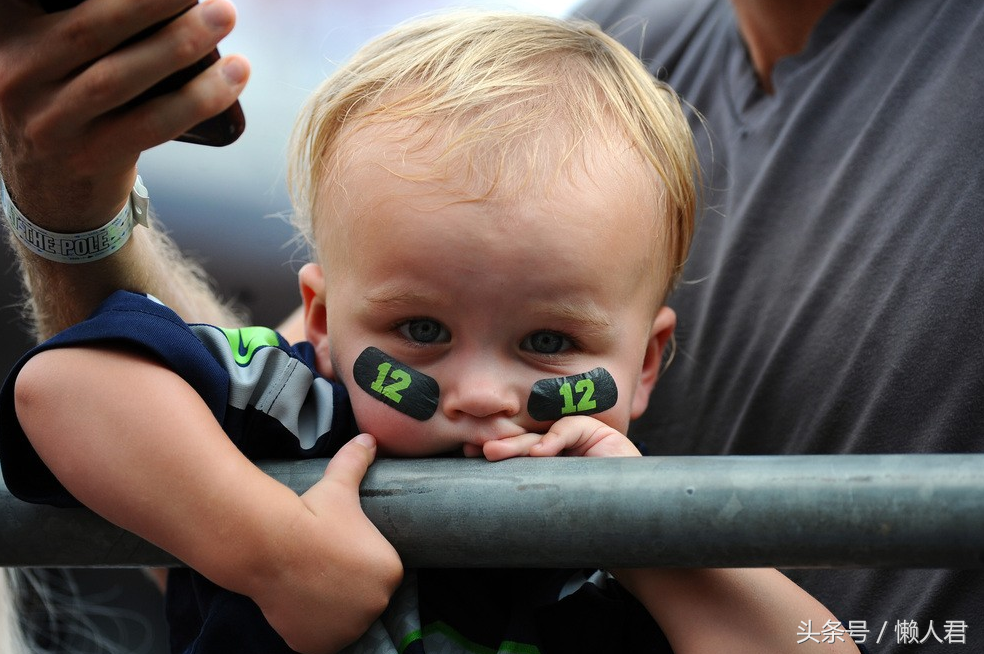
{"left": 441, "top": 372, "right": 522, "bottom": 420}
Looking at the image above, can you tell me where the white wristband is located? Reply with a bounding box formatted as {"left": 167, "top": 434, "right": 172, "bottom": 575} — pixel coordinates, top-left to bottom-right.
{"left": 1, "top": 176, "right": 149, "bottom": 264}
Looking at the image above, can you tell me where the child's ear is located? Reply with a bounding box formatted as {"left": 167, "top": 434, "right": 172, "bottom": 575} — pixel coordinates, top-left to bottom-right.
{"left": 298, "top": 263, "right": 334, "bottom": 378}
{"left": 630, "top": 306, "right": 676, "bottom": 419}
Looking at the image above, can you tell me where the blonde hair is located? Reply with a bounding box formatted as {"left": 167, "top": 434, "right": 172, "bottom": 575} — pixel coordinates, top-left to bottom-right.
{"left": 288, "top": 10, "right": 697, "bottom": 299}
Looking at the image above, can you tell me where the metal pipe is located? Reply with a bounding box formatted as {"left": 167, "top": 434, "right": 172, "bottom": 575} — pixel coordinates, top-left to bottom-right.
{"left": 1, "top": 455, "right": 982, "bottom": 568}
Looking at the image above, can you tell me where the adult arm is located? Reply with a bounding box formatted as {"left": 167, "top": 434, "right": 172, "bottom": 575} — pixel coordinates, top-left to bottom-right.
{"left": 0, "top": 0, "right": 249, "bottom": 336}
{"left": 489, "top": 417, "right": 860, "bottom": 654}
{"left": 13, "top": 345, "right": 402, "bottom": 654}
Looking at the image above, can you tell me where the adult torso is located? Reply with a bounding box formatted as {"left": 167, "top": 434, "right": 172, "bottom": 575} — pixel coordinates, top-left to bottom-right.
{"left": 580, "top": 0, "right": 984, "bottom": 649}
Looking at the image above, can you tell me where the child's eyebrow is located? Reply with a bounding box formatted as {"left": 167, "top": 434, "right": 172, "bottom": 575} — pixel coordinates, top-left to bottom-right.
{"left": 363, "top": 287, "right": 448, "bottom": 310}
{"left": 530, "top": 299, "right": 615, "bottom": 334}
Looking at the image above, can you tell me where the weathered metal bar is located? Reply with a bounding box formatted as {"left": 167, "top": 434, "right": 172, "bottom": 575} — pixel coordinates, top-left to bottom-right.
{"left": 1, "top": 455, "right": 982, "bottom": 568}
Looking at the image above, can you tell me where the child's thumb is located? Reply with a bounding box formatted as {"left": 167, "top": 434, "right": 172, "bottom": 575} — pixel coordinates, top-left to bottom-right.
{"left": 321, "top": 433, "right": 377, "bottom": 491}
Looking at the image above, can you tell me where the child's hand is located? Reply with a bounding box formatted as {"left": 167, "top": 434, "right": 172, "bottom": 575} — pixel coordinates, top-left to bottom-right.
{"left": 482, "top": 416, "right": 642, "bottom": 460}
{"left": 17, "top": 348, "right": 399, "bottom": 653}
{"left": 253, "top": 435, "right": 403, "bottom": 654}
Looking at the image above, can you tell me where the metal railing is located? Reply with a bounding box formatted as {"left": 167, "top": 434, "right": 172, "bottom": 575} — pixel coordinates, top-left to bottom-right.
{"left": 2, "top": 454, "right": 982, "bottom": 568}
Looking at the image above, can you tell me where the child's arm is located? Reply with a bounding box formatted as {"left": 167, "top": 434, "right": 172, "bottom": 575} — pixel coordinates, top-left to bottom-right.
{"left": 611, "top": 567, "right": 859, "bottom": 654}
{"left": 484, "top": 417, "right": 860, "bottom": 654}
{"left": 14, "top": 346, "right": 402, "bottom": 654}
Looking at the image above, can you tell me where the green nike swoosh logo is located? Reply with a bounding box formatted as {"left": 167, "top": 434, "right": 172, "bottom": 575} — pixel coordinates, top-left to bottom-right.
{"left": 220, "top": 326, "right": 281, "bottom": 365}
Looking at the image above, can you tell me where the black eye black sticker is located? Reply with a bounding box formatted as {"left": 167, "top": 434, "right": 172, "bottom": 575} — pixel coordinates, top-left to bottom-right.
{"left": 352, "top": 347, "right": 440, "bottom": 421}
{"left": 527, "top": 367, "right": 618, "bottom": 422}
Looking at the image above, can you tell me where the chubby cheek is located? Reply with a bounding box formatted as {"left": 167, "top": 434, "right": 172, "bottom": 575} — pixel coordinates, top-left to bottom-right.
{"left": 592, "top": 402, "right": 634, "bottom": 435}
{"left": 348, "top": 392, "right": 442, "bottom": 456}
{"left": 580, "top": 371, "right": 639, "bottom": 435}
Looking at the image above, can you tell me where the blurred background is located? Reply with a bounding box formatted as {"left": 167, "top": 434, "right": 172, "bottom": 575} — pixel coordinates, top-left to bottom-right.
{"left": 1, "top": 0, "right": 579, "bottom": 651}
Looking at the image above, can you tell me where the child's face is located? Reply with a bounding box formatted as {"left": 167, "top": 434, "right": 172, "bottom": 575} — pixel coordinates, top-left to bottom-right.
{"left": 301, "top": 122, "right": 675, "bottom": 457}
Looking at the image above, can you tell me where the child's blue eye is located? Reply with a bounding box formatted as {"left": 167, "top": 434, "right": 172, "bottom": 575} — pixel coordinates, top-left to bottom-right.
{"left": 522, "top": 331, "right": 571, "bottom": 354}
{"left": 398, "top": 319, "right": 450, "bottom": 344}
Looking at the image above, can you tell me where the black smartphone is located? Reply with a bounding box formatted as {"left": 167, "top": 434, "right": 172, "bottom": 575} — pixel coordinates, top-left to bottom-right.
{"left": 40, "top": 0, "right": 246, "bottom": 146}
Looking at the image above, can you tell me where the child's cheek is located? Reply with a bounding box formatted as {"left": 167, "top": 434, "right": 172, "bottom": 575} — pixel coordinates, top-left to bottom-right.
{"left": 349, "top": 392, "right": 430, "bottom": 455}
{"left": 590, "top": 404, "right": 633, "bottom": 436}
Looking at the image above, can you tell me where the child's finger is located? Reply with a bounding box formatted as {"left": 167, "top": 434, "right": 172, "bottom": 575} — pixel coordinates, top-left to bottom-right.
{"left": 529, "top": 430, "right": 571, "bottom": 456}
{"left": 533, "top": 416, "right": 642, "bottom": 458}
{"left": 581, "top": 433, "right": 642, "bottom": 457}
{"left": 482, "top": 433, "right": 544, "bottom": 461}
{"left": 309, "top": 434, "right": 377, "bottom": 500}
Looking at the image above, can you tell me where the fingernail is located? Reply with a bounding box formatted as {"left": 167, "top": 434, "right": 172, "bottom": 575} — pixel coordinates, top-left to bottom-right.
{"left": 221, "top": 58, "right": 248, "bottom": 85}
{"left": 354, "top": 433, "right": 376, "bottom": 449}
{"left": 202, "top": 0, "right": 234, "bottom": 30}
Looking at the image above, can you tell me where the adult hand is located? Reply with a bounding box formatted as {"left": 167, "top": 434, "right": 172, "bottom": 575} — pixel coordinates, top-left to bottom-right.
{"left": 254, "top": 435, "right": 404, "bottom": 654}
{"left": 0, "top": 0, "right": 249, "bottom": 231}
